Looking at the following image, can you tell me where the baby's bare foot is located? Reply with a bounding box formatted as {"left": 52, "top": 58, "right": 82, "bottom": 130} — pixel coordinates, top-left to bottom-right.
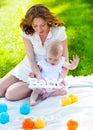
{"left": 30, "top": 100, "right": 37, "bottom": 106}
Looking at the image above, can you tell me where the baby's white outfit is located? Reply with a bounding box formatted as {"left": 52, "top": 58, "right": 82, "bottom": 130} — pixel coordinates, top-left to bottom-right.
{"left": 34, "top": 56, "right": 66, "bottom": 97}
{"left": 37, "top": 56, "right": 65, "bottom": 80}
{"left": 10, "top": 26, "right": 67, "bottom": 84}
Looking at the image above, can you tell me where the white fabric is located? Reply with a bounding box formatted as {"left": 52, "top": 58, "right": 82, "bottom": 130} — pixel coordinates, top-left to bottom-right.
{"left": 22, "top": 26, "right": 67, "bottom": 56}
{"left": 10, "top": 26, "right": 67, "bottom": 83}
{"left": 0, "top": 75, "right": 93, "bottom": 130}
{"left": 37, "top": 56, "right": 65, "bottom": 80}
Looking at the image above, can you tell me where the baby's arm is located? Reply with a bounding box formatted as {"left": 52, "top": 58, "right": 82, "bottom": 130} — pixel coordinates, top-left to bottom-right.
{"left": 63, "top": 55, "right": 80, "bottom": 70}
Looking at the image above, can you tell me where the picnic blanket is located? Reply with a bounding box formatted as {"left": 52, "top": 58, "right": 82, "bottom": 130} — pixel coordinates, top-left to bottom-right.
{"left": 0, "top": 75, "right": 93, "bottom": 130}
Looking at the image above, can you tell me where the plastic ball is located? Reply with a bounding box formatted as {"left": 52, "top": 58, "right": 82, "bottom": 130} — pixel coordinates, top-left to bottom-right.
{"left": 22, "top": 118, "right": 34, "bottom": 129}
{"left": 61, "top": 96, "right": 72, "bottom": 106}
{"left": 20, "top": 104, "right": 30, "bottom": 115}
{"left": 67, "top": 119, "right": 78, "bottom": 130}
{"left": 34, "top": 117, "right": 45, "bottom": 129}
{"left": 0, "top": 103, "right": 7, "bottom": 113}
{"left": 25, "top": 128, "right": 32, "bottom": 130}
{"left": 69, "top": 94, "right": 78, "bottom": 103}
{"left": 0, "top": 112, "right": 9, "bottom": 124}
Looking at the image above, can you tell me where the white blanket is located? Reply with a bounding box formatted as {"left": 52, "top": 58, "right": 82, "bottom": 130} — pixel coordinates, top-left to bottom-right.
{"left": 0, "top": 75, "right": 93, "bottom": 130}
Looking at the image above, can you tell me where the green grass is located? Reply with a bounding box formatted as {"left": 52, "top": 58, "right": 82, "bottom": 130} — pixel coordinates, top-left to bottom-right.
{"left": 0, "top": 0, "right": 93, "bottom": 78}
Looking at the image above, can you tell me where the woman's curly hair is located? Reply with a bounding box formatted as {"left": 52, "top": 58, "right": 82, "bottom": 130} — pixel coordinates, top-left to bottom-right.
{"left": 20, "top": 4, "right": 64, "bottom": 35}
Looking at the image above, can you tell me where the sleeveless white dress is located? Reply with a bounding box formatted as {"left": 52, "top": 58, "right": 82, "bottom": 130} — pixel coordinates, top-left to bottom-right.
{"left": 10, "top": 26, "right": 67, "bottom": 83}
{"left": 37, "top": 56, "right": 65, "bottom": 80}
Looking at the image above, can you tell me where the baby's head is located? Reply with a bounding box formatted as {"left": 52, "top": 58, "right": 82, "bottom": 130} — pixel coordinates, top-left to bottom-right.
{"left": 46, "top": 41, "right": 63, "bottom": 65}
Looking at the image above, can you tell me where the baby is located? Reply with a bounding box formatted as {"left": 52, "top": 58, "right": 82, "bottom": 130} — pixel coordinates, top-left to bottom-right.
{"left": 29, "top": 41, "right": 80, "bottom": 106}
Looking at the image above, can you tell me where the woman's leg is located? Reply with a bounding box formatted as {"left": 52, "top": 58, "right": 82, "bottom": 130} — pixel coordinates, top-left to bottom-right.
{"left": 0, "top": 73, "right": 31, "bottom": 100}
{"left": 0, "top": 73, "right": 20, "bottom": 97}
{"left": 5, "top": 81, "right": 31, "bottom": 101}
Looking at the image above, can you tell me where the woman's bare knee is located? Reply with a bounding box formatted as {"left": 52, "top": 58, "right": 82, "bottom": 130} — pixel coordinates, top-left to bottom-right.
{"left": 0, "top": 74, "right": 20, "bottom": 97}
{"left": 5, "top": 82, "right": 31, "bottom": 101}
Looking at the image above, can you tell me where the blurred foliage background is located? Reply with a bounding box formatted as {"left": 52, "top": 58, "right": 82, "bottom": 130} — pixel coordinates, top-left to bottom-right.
{"left": 0, "top": 0, "right": 93, "bottom": 78}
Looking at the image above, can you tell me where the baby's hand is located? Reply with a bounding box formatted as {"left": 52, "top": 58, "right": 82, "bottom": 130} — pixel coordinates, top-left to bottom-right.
{"left": 57, "top": 78, "right": 66, "bottom": 86}
{"left": 70, "top": 55, "right": 80, "bottom": 69}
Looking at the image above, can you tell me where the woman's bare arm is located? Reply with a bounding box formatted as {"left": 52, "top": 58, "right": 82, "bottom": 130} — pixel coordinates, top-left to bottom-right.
{"left": 23, "top": 37, "right": 42, "bottom": 79}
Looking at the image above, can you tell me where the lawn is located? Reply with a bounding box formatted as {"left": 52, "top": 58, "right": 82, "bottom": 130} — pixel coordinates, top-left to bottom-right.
{"left": 0, "top": 0, "right": 93, "bottom": 78}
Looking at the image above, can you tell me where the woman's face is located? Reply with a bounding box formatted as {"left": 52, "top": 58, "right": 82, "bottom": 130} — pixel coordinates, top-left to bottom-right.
{"left": 32, "top": 17, "right": 49, "bottom": 36}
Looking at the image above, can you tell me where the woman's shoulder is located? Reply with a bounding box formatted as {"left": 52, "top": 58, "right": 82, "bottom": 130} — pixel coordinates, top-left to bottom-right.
{"left": 22, "top": 31, "right": 31, "bottom": 39}
{"left": 51, "top": 26, "right": 67, "bottom": 40}
{"left": 22, "top": 31, "right": 35, "bottom": 40}
{"left": 22, "top": 31, "right": 40, "bottom": 42}
{"left": 51, "top": 26, "right": 66, "bottom": 32}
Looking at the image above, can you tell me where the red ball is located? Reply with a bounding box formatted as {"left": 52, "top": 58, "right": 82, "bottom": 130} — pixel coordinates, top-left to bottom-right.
{"left": 22, "top": 118, "right": 34, "bottom": 129}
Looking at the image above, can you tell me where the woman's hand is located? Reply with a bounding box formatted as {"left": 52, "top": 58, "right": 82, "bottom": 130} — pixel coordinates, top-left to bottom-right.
{"left": 29, "top": 72, "right": 36, "bottom": 78}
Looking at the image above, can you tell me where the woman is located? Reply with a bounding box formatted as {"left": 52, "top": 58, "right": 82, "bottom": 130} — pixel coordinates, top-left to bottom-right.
{"left": 0, "top": 4, "right": 68, "bottom": 101}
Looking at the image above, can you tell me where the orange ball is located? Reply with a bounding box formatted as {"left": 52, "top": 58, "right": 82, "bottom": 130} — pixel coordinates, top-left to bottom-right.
{"left": 25, "top": 128, "right": 32, "bottom": 130}
{"left": 67, "top": 119, "right": 78, "bottom": 130}
{"left": 22, "top": 118, "right": 34, "bottom": 129}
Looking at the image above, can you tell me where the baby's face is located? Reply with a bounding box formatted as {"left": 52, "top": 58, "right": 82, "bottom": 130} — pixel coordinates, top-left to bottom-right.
{"left": 47, "top": 55, "right": 61, "bottom": 65}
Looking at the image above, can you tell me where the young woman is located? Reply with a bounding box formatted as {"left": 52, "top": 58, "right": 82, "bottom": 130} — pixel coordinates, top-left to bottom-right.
{"left": 0, "top": 4, "right": 68, "bottom": 101}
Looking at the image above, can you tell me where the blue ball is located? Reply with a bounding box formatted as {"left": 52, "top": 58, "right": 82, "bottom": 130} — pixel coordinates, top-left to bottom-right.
{"left": 20, "top": 104, "right": 30, "bottom": 115}
{"left": 0, "top": 112, "right": 10, "bottom": 124}
{"left": 0, "top": 103, "right": 7, "bottom": 113}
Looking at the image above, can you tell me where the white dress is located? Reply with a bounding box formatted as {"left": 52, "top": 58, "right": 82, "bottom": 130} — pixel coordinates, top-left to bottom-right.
{"left": 37, "top": 56, "right": 65, "bottom": 80}
{"left": 10, "top": 26, "right": 67, "bottom": 83}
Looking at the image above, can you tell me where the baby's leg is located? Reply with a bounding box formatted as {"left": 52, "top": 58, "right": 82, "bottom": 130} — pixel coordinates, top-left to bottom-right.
{"left": 50, "top": 89, "right": 67, "bottom": 96}
{"left": 30, "top": 91, "right": 38, "bottom": 106}
{"left": 41, "top": 92, "right": 51, "bottom": 100}
{"left": 30, "top": 89, "right": 42, "bottom": 106}
{"left": 47, "top": 87, "right": 68, "bottom": 97}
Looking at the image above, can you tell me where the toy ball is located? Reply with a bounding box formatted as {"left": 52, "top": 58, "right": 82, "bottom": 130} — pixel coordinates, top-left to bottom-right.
{"left": 34, "top": 117, "right": 45, "bottom": 129}
{"left": 25, "top": 128, "right": 32, "bottom": 130}
{"left": 69, "top": 94, "right": 78, "bottom": 103}
{"left": 20, "top": 104, "right": 30, "bottom": 115}
{"left": 22, "top": 118, "right": 34, "bottom": 129}
{"left": 61, "top": 96, "right": 72, "bottom": 106}
{"left": 67, "top": 119, "right": 78, "bottom": 130}
{"left": 0, "top": 112, "right": 9, "bottom": 124}
{"left": 0, "top": 103, "right": 7, "bottom": 113}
